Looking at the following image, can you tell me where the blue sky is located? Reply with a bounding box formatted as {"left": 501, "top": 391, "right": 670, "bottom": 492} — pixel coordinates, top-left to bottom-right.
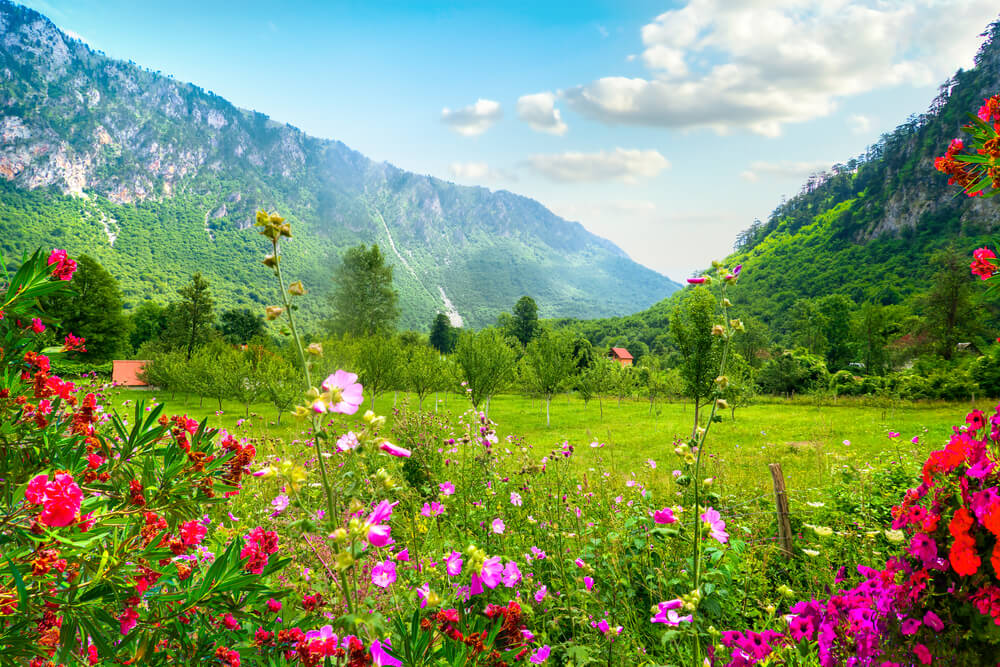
{"left": 21, "top": 0, "right": 1000, "bottom": 281}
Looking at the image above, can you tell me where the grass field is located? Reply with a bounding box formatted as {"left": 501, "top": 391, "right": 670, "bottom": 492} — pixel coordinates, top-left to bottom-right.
{"left": 99, "top": 383, "right": 980, "bottom": 508}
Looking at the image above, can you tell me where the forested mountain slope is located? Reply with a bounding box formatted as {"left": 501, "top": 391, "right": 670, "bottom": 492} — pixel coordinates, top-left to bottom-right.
{"left": 0, "top": 0, "right": 677, "bottom": 330}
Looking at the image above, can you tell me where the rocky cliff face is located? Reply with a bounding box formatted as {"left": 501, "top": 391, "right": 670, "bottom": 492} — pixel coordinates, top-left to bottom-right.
{"left": 0, "top": 0, "right": 678, "bottom": 328}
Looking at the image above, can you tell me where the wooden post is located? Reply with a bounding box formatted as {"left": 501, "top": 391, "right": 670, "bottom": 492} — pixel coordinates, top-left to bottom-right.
{"left": 769, "top": 463, "right": 794, "bottom": 558}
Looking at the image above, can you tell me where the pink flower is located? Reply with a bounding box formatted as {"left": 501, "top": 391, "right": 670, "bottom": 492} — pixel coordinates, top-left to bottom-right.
{"left": 304, "top": 625, "right": 338, "bottom": 656}
{"left": 596, "top": 619, "right": 610, "bottom": 634}
{"left": 480, "top": 556, "right": 503, "bottom": 589}
{"left": 653, "top": 508, "right": 676, "bottom": 525}
{"left": 420, "top": 502, "right": 444, "bottom": 517}
{"left": 439, "top": 481, "right": 455, "bottom": 495}
{"left": 687, "top": 277, "right": 706, "bottom": 284}
{"left": 492, "top": 518, "right": 506, "bottom": 534}
{"left": 336, "top": 432, "right": 359, "bottom": 452}
{"left": 651, "top": 599, "right": 692, "bottom": 625}
{"left": 584, "top": 576, "right": 593, "bottom": 591}
{"left": 266, "top": 598, "right": 282, "bottom": 613}
{"left": 30, "top": 318, "right": 45, "bottom": 334}
{"left": 502, "top": 561, "right": 522, "bottom": 587}
{"left": 320, "top": 370, "right": 364, "bottom": 414}
{"left": 529, "top": 645, "right": 550, "bottom": 664}
{"left": 534, "top": 585, "right": 547, "bottom": 602}
{"left": 445, "top": 551, "right": 463, "bottom": 576}
{"left": 914, "top": 644, "right": 932, "bottom": 665}
{"left": 575, "top": 558, "right": 585, "bottom": 568}
{"left": 180, "top": 519, "right": 207, "bottom": 546}
{"left": 47, "top": 249, "right": 77, "bottom": 281}
{"left": 367, "top": 524, "right": 392, "bottom": 547}
{"left": 222, "top": 613, "right": 240, "bottom": 630}
{"left": 700, "top": 507, "right": 729, "bottom": 544}
{"left": 371, "top": 560, "right": 397, "bottom": 588}
{"left": 370, "top": 639, "right": 402, "bottom": 667}
{"left": 394, "top": 549, "right": 409, "bottom": 562}
{"left": 27, "top": 472, "right": 83, "bottom": 527}
{"left": 119, "top": 607, "right": 138, "bottom": 635}
{"left": 380, "top": 441, "right": 412, "bottom": 458}
{"left": 510, "top": 491, "right": 522, "bottom": 506}
{"left": 901, "top": 618, "right": 921, "bottom": 635}
{"left": 923, "top": 611, "right": 944, "bottom": 632}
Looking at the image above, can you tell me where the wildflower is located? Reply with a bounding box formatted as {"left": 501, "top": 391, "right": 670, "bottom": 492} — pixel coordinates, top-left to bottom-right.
{"left": 700, "top": 507, "right": 729, "bottom": 544}
{"left": 802, "top": 549, "right": 820, "bottom": 557}
{"left": 317, "top": 370, "right": 365, "bottom": 414}
{"left": 651, "top": 599, "right": 692, "bottom": 625}
{"left": 534, "top": 585, "right": 547, "bottom": 602}
{"left": 510, "top": 491, "right": 523, "bottom": 506}
{"left": 653, "top": 507, "right": 676, "bottom": 525}
{"left": 480, "top": 557, "right": 503, "bottom": 589}
{"left": 26, "top": 472, "right": 82, "bottom": 527}
{"left": 492, "top": 518, "right": 506, "bottom": 534}
{"left": 62, "top": 333, "right": 86, "bottom": 352}
{"left": 913, "top": 644, "right": 932, "bottom": 665}
{"left": 584, "top": 576, "right": 594, "bottom": 591}
{"left": 371, "top": 560, "right": 397, "bottom": 588}
{"left": 972, "top": 247, "right": 998, "bottom": 280}
{"left": 336, "top": 432, "right": 359, "bottom": 452}
{"left": 924, "top": 611, "right": 944, "bottom": 632}
{"left": 420, "top": 502, "right": 444, "bottom": 517}
{"left": 370, "top": 639, "right": 402, "bottom": 667}
{"left": 445, "top": 551, "right": 463, "bottom": 576}
{"left": 529, "top": 645, "right": 551, "bottom": 664}
{"left": 502, "top": 561, "right": 522, "bottom": 587}
{"left": 687, "top": 276, "right": 707, "bottom": 284}
{"left": 440, "top": 481, "right": 455, "bottom": 495}
{"left": 379, "top": 441, "right": 411, "bottom": 457}
{"left": 271, "top": 494, "right": 290, "bottom": 514}
{"left": 266, "top": 598, "right": 281, "bottom": 613}
{"left": 47, "top": 249, "right": 77, "bottom": 280}
{"left": 30, "top": 318, "right": 45, "bottom": 334}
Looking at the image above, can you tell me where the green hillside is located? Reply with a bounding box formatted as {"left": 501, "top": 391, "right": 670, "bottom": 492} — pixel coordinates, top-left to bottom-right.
{"left": 0, "top": 0, "right": 677, "bottom": 330}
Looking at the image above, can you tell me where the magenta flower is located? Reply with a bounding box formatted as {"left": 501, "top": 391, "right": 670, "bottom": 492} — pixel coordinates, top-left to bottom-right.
{"left": 367, "top": 524, "right": 392, "bottom": 547}
{"left": 596, "top": 619, "right": 610, "bottom": 634}
{"left": 901, "top": 618, "right": 921, "bottom": 635}
{"left": 651, "top": 599, "right": 692, "bottom": 625}
{"left": 700, "top": 507, "right": 729, "bottom": 544}
{"left": 271, "top": 494, "right": 289, "bottom": 514}
{"left": 440, "top": 481, "right": 455, "bottom": 495}
{"left": 30, "top": 318, "right": 45, "bottom": 334}
{"left": 445, "top": 551, "right": 463, "bottom": 577}
{"left": 653, "top": 507, "right": 676, "bottom": 525}
{"left": 492, "top": 518, "right": 506, "bottom": 534}
{"left": 394, "top": 549, "right": 409, "bottom": 562}
{"left": 421, "top": 502, "right": 444, "bottom": 517}
{"left": 584, "top": 576, "right": 593, "bottom": 591}
{"left": 502, "top": 561, "right": 522, "bottom": 587}
{"left": 370, "top": 639, "right": 402, "bottom": 667}
{"left": 923, "top": 611, "right": 944, "bottom": 632}
{"left": 336, "top": 431, "right": 359, "bottom": 452}
{"left": 687, "top": 277, "right": 707, "bottom": 284}
{"left": 480, "top": 556, "right": 503, "bottom": 589}
{"left": 534, "top": 585, "right": 547, "bottom": 602}
{"left": 320, "top": 370, "right": 364, "bottom": 414}
{"left": 575, "top": 558, "right": 585, "bottom": 568}
{"left": 529, "top": 645, "right": 551, "bottom": 664}
{"left": 371, "top": 560, "right": 397, "bottom": 588}
{"left": 380, "top": 441, "right": 411, "bottom": 458}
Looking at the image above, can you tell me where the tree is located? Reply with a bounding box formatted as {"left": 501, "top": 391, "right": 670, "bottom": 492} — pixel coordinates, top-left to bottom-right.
{"left": 405, "top": 344, "right": 446, "bottom": 411}
{"left": 198, "top": 342, "right": 243, "bottom": 411}
{"left": 610, "top": 362, "right": 637, "bottom": 407}
{"left": 637, "top": 358, "right": 668, "bottom": 416}
{"left": 789, "top": 298, "right": 827, "bottom": 355}
{"left": 429, "top": 313, "right": 458, "bottom": 354}
{"left": 525, "top": 329, "right": 576, "bottom": 426}
{"left": 671, "top": 286, "right": 723, "bottom": 437}
{"left": 220, "top": 308, "right": 265, "bottom": 345}
{"left": 129, "top": 301, "right": 167, "bottom": 352}
{"left": 721, "top": 353, "right": 757, "bottom": 420}
{"left": 732, "top": 316, "right": 770, "bottom": 368}
{"left": 817, "top": 294, "right": 855, "bottom": 372}
{"left": 259, "top": 352, "right": 301, "bottom": 424}
{"left": 854, "top": 302, "right": 895, "bottom": 375}
{"left": 454, "top": 328, "right": 518, "bottom": 415}
{"left": 357, "top": 335, "right": 403, "bottom": 411}
{"left": 510, "top": 296, "right": 540, "bottom": 346}
{"left": 922, "top": 246, "right": 980, "bottom": 360}
{"left": 45, "top": 254, "right": 129, "bottom": 361}
{"left": 167, "top": 273, "right": 215, "bottom": 360}
{"left": 578, "top": 355, "right": 614, "bottom": 418}
{"left": 328, "top": 244, "right": 399, "bottom": 336}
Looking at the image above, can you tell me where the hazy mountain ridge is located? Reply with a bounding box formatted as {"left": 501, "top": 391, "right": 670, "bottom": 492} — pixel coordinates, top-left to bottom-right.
{"left": 0, "top": 0, "right": 678, "bottom": 329}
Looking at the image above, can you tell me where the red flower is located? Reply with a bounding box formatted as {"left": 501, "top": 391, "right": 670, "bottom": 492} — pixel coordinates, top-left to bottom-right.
{"left": 949, "top": 508, "right": 980, "bottom": 576}
{"left": 972, "top": 247, "right": 997, "bottom": 281}
{"left": 25, "top": 473, "right": 83, "bottom": 527}
{"left": 47, "top": 249, "right": 77, "bottom": 281}
{"left": 62, "top": 333, "right": 86, "bottom": 353}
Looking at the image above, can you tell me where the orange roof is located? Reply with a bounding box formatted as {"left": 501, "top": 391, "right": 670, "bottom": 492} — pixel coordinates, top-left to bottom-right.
{"left": 609, "top": 347, "right": 633, "bottom": 360}
{"left": 113, "top": 360, "right": 149, "bottom": 386}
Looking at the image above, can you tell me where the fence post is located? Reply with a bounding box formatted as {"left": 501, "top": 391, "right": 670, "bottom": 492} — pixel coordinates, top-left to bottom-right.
{"left": 769, "top": 463, "right": 794, "bottom": 558}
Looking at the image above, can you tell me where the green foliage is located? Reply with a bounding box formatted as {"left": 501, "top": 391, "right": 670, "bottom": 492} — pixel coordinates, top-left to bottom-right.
{"left": 166, "top": 272, "right": 215, "bottom": 360}
{"left": 524, "top": 329, "right": 576, "bottom": 425}
{"left": 757, "top": 350, "right": 830, "bottom": 396}
{"left": 357, "top": 335, "right": 403, "bottom": 410}
{"left": 128, "top": 300, "right": 167, "bottom": 352}
{"left": 509, "top": 296, "right": 540, "bottom": 347}
{"left": 404, "top": 343, "right": 447, "bottom": 410}
{"left": 453, "top": 328, "right": 518, "bottom": 410}
{"left": 220, "top": 308, "right": 265, "bottom": 345}
{"left": 327, "top": 244, "right": 400, "bottom": 337}
{"left": 44, "top": 254, "right": 129, "bottom": 361}
{"left": 429, "top": 313, "right": 458, "bottom": 354}
{"left": 671, "top": 286, "right": 723, "bottom": 432}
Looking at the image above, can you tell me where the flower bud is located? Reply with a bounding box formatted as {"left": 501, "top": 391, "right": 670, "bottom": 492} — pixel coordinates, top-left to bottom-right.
{"left": 714, "top": 375, "right": 729, "bottom": 389}
{"left": 262, "top": 254, "right": 278, "bottom": 268}
{"left": 307, "top": 342, "right": 323, "bottom": 356}
{"left": 715, "top": 399, "right": 729, "bottom": 410}
{"left": 288, "top": 281, "right": 306, "bottom": 296}
{"left": 711, "top": 324, "right": 726, "bottom": 337}
{"left": 265, "top": 306, "right": 284, "bottom": 321}
{"left": 721, "top": 298, "right": 732, "bottom": 307}
{"left": 731, "top": 319, "right": 745, "bottom": 332}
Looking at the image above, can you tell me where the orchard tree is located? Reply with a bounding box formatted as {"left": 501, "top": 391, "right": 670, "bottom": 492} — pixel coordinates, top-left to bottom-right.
{"left": 328, "top": 244, "right": 399, "bottom": 336}
{"left": 611, "top": 362, "right": 637, "bottom": 407}
{"left": 405, "top": 344, "right": 446, "bottom": 411}
{"left": 454, "top": 327, "right": 517, "bottom": 415}
{"left": 671, "top": 286, "right": 723, "bottom": 437}
{"left": 357, "top": 335, "right": 403, "bottom": 411}
{"left": 721, "top": 352, "right": 757, "bottom": 420}
{"left": 167, "top": 272, "right": 215, "bottom": 360}
{"left": 429, "top": 313, "right": 458, "bottom": 353}
{"left": 525, "top": 329, "right": 576, "bottom": 426}
{"left": 579, "top": 355, "right": 615, "bottom": 418}
{"left": 220, "top": 308, "right": 265, "bottom": 345}
{"left": 45, "top": 254, "right": 129, "bottom": 361}
{"left": 510, "top": 296, "right": 540, "bottom": 346}
{"left": 637, "top": 357, "right": 668, "bottom": 417}
{"left": 259, "top": 352, "right": 301, "bottom": 424}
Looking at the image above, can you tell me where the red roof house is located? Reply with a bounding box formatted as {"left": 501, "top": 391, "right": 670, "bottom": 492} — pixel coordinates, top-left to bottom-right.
{"left": 113, "top": 360, "right": 149, "bottom": 387}
{"left": 608, "top": 347, "right": 633, "bottom": 367}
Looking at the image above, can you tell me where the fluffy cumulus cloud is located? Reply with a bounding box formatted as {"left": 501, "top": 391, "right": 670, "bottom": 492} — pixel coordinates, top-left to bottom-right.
{"left": 440, "top": 99, "right": 503, "bottom": 136}
{"left": 526, "top": 148, "right": 669, "bottom": 183}
{"left": 517, "top": 92, "right": 568, "bottom": 135}
{"left": 562, "top": 0, "right": 998, "bottom": 136}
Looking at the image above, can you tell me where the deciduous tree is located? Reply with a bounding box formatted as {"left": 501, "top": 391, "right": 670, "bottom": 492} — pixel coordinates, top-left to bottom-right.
{"left": 328, "top": 244, "right": 399, "bottom": 336}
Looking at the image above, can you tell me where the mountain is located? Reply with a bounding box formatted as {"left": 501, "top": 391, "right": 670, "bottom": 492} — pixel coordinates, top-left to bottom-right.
{"left": 561, "top": 17, "right": 1000, "bottom": 354}
{"left": 0, "top": 1, "right": 678, "bottom": 331}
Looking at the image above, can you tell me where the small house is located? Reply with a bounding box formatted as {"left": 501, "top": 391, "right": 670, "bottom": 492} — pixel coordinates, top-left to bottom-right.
{"left": 608, "top": 347, "right": 633, "bottom": 367}
{"left": 112, "top": 360, "right": 149, "bottom": 387}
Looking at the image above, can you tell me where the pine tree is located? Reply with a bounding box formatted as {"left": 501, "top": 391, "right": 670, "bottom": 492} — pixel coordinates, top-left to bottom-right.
{"left": 429, "top": 313, "right": 457, "bottom": 353}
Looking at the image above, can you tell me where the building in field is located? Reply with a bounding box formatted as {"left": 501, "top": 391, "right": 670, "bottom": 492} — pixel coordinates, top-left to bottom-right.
{"left": 608, "top": 347, "right": 633, "bottom": 367}
{"left": 112, "top": 360, "right": 149, "bottom": 387}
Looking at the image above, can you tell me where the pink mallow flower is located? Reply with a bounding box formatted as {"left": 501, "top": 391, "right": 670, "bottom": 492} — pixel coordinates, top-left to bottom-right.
{"left": 492, "top": 518, "right": 506, "bottom": 534}
{"left": 700, "top": 507, "right": 729, "bottom": 544}
{"left": 480, "top": 556, "right": 503, "bottom": 589}
{"left": 364, "top": 500, "right": 398, "bottom": 547}
{"left": 653, "top": 507, "right": 676, "bottom": 525}
{"left": 651, "top": 599, "right": 692, "bottom": 625}
{"left": 380, "top": 441, "right": 412, "bottom": 458}
{"left": 371, "top": 560, "right": 397, "bottom": 588}
{"left": 319, "top": 370, "right": 364, "bottom": 414}
{"left": 529, "top": 645, "right": 551, "bottom": 664}
{"left": 446, "top": 551, "right": 463, "bottom": 576}
{"left": 502, "top": 561, "right": 522, "bottom": 587}
{"left": 370, "top": 639, "right": 402, "bottom": 667}
{"left": 439, "top": 481, "right": 455, "bottom": 495}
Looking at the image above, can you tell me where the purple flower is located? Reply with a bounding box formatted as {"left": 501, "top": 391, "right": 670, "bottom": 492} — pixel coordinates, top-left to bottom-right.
{"left": 584, "top": 576, "right": 593, "bottom": 591}
{"left": 370, "top": 638, "right": 402, "bottom": 667}
{"left": 271, "top": 494, "right": 289, "bottom": 514}
{"left": 445, "top": 551, "right": 463, "bottom": 577}
{"left": 529, "top": 645, "right": 550, "bottom": 664}
{"left": 480, "top": 556, "right": 503, "bottom": 589}
{"left": 510, "top": 491, "right": 523, "bottom": 506}
{"left": 439, "top": 481, "right": 455, "bottom": 496}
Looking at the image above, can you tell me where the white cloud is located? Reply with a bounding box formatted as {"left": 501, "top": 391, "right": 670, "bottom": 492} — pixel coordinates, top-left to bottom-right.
{"left": 526, "top": 148, "right": 669, "bottom": 184}
{"left": 740, "top": 160, "right": 835, "bottom": 183}
{"left": 516, "top": 92, "right": 568, "bottom": 135}
{"left": 448, "top": 161, "right": 514, "bottom": 183}
{"left": 562, "top": 0, "right": 998, "bottom": 136}
{"left": 848, "top": 113, "right": 872, "bottom": 134}
{"left": 440, "top": 99, "right": 503, "bottom": 136}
